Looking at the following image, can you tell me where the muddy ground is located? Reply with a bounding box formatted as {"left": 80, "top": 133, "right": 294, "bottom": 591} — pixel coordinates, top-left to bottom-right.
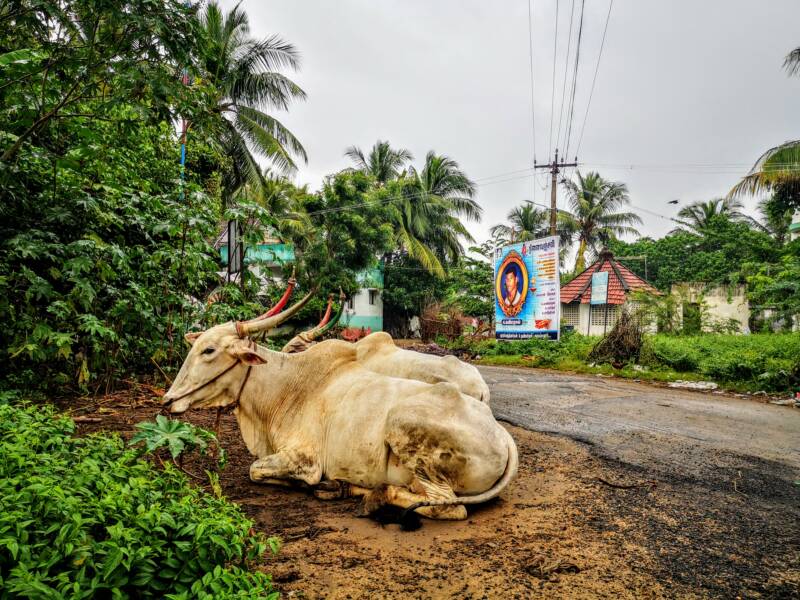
{"left": 63, "top": 387, "right": 799, "bottom": 599}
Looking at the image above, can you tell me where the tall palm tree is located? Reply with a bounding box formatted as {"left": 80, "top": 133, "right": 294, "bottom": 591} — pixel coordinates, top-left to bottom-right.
{"left": 561, "top": 171, "right": 641, "bottom": 272}
{"left": 344, "top": 140, "right": 413, "bottom": 184}
{"left": 730, "top": 46, "right": 800, "bottom": 198}
{"left": 671, "top": 197, "right": 749, "bottom": 235}
{"left": 197, "top": 2, "right": 307, "bottom": 204}
{"left": 489, "top": 203, "right": 549, "bottom": 244}
{"left": 410, "top": 152, "right": 481, "bottom": 221}
{"left": 387, "top": 152, "right": 480, "bottom": 276}
{"left": 729, "top": 141, "right": 800, "bottom": 198}
{"left": 242, "top": 168, "right": 310, "bottom": 240}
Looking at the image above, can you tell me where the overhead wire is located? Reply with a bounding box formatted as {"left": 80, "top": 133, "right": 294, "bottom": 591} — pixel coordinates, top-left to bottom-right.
{"left": 548, "top": 0, "right": 560, "bottom": 160}
{"left": 555, "top": 0, "right": 576, "bottom": 153}
{"left": 563, "top": 0, "right": 586, "bottom": 159}
{"left": 574, "top": 0, "right": 614, "bottom": 158}
{"left": 527, "top": 0, "right": 538, "bottom": 165}
{"left": 527, "top": 0, "right": 538, "bottom": 204}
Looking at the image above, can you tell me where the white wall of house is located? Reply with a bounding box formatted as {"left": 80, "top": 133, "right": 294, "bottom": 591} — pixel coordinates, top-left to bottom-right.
{"left": 344, "top": 288, "right": 383, "bottom": 330}
{"left": 561, "top": 301, "right": 656, "bottom": 336}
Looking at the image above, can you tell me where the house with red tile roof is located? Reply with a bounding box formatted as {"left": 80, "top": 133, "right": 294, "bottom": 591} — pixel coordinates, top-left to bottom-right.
{"left": 560, "top": 249, "right": 660, "bottom": 335}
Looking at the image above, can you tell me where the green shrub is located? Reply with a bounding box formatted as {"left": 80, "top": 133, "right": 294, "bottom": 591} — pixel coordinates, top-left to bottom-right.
{"left": 446, "top": 331, "right": 597, "bottom": 367}
{"left": 0, "top": 404, "right": 278, "bottom": 599}
{"left": 449, "top": 332, "right": 800, "bottom": 392}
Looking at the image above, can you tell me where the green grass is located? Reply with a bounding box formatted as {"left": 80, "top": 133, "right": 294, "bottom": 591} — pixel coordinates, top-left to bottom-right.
{"left": 445, "top": 332, "right": 800, "bottom": 393}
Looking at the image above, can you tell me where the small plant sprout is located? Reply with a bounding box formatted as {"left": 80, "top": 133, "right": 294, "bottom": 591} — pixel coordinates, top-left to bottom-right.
{"left": 129, "top": 415, "right": 227, "bottom": 470}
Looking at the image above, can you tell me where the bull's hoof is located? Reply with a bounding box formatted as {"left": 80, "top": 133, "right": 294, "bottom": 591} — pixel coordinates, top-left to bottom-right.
{"left": 417, "top": 503, "right": 468, "bottom": 521}
{"left": 313, "top": 479, "right": 351, "bottom": 500}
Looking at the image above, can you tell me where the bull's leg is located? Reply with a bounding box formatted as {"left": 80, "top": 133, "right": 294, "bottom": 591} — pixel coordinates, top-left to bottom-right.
{"left": 313, "top": 480, "right": 371, "bottom": 500}
{"left": 249, "top": 449, "right": 322, "bottom": 486}
{"left": 362, "top": 483, "right": 467, "bottom": 520}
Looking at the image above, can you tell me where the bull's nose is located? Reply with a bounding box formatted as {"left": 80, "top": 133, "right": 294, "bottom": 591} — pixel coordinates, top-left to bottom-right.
{"left": 161, "top": 391, "right": 176, "bottom": 405}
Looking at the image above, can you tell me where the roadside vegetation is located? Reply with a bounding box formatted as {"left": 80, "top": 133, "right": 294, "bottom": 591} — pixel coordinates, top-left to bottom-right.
{"left": 444, "top": 332, "right": 800, "bottom": 393}
{"left": 0, "top": 404, "right": 278, "bottom": 599}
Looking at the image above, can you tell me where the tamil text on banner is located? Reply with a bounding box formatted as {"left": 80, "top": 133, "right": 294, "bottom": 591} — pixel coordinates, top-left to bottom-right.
{"left": 493, "top": 236, "right": 560, "bottom": 340}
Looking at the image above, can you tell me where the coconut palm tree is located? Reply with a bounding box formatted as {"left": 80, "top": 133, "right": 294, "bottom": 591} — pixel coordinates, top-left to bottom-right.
{"left": 344, "top": 140, "right": 413, "bottom": 184}
{"left": 197, "top": 2, "right": 307, "bottom": 204}
{"left": 489, "top": 203, "right": 549, "bottom": 244}
{"left": 411, "top": 152, "right": 481, "bottom": 221}
{"left": 729, "top": 141, "right": 800, "bottom": 199}
{"left": 730, "top": 47, "right": 800, "bottom": 199}
{"left": 386, "top": 152, "right": 480, "bottom": 276}
{"left": 670, "top": 197, "right": 750, "bottom": 235}
{"left": 560, "top": 171, "right": 641, "bottom": 272}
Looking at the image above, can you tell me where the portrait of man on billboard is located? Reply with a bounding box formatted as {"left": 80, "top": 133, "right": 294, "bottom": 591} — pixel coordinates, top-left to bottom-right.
{"left": 502, "top": 265, "right": 522, "bottom": 306}
{"left": 495, "top": 250, "right": 528, "bottom": 317}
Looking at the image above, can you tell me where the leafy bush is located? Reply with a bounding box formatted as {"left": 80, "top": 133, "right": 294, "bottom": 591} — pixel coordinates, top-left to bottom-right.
{"left": 649, "top": 333, "right": 800, "bottom": 391}
{"left": 447, "top": 330, "right": 596, "bottom": 367}
{"left": 0, "top": 404, "right": 278, "bottom": 599}
{"left": 447, "top": 332, "right": 800, "bottom": 391}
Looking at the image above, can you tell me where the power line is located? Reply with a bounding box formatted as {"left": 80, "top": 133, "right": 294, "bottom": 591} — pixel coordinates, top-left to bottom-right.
{"left": 575, "top": 0, "right": 614, "bottom": 158}
{"left": 548, "top": 0, "right": 560, "bottom": 160}
{"left": 555, "top": 0, "right": 576, "bottom": 153}
{"left": 527, "top": 0, "right": 537, "bottom": 165}
{"left": 527, "top": 0, "right": 538, "bottom": 205}
{"left": 563, "top": 0, "right": 586, "bottom": 159}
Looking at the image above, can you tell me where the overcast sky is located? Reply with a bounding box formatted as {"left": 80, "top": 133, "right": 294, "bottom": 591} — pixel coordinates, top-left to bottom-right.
{"left": 223, "top": 0, "right": 800, "bottom": 244}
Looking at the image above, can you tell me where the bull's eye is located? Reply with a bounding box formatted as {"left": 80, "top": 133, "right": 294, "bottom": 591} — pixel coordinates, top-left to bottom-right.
{"left": 201, "top": 347, "right": 215, "bottom": 355}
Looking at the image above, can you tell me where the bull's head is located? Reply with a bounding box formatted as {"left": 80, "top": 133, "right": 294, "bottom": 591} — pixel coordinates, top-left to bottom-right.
{"left": 163, "top": 289, "right": 314, "bottom": 413}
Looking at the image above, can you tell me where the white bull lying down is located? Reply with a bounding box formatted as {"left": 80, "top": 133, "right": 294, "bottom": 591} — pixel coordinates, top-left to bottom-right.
{"left": 281, "top": 297, "right": 491, "bottom": 404}
{"left": 166, "top": 295, "right": 517, "bottom": 520}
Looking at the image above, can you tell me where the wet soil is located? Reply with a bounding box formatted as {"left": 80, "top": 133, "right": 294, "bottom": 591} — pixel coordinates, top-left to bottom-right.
{"left": 61, "top": 387, "right": 799, "bottom": 599}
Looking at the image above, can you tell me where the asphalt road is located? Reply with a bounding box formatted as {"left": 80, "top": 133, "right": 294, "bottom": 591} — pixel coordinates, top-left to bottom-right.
{"left": 480, "top": 365, "right": 800, "bottom": 597}
{"left": 481, "top": 365, "right": 800, "bottom": 475}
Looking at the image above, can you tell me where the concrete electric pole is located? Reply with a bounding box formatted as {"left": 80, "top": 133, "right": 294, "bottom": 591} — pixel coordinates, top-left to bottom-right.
{"left": 534, "top": 149, "right": 578, "bottom": 236}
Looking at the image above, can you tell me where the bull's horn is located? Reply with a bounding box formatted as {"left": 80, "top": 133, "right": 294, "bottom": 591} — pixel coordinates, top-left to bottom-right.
{"left": 304, "top": 290, "right": 346, "bottom": 342}
{"left": 236, "top": 285, "right": 315, "bottom": 337}
{"left": 317, "top": 294, "right": 334, "bottom": 328}
{"left": 241, "top": 267, "right": 297, "bottom": 324}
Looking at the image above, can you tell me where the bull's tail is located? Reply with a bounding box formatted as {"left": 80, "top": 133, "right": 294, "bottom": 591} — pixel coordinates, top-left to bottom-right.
{"left": 404, "top": 427, "right": 518, "bottom": 515}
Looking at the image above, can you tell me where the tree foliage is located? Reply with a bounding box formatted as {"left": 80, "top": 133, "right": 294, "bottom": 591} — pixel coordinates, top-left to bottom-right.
{"left": 608, "top": 215, "right": 779, "bottom": 291}
{"left": 560, "top": 171, "right": 641, "bottom": 272}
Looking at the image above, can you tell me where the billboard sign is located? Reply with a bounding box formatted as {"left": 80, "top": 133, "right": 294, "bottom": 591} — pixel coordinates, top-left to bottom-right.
{"left": 590, "top": 271, "right": 609, "bottom": 305}
{"left": 493, "top": 236, "right": 560, "bottom": 340}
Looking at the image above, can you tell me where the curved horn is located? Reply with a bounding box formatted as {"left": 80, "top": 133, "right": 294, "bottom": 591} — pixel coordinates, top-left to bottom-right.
{"left": 280, "top": 290, "right": 346, "bottom": 353}
{"left": 236, "top": 286, "right": 316, "bottom": 337}
{"left": 304, "top": 289, "right": 346, "bottom": 342}
{"left": 243, "top": 267, "right": 297, "bottom": 324}
{"left": 317, "top": 294, "right": 334, "bottom": 328}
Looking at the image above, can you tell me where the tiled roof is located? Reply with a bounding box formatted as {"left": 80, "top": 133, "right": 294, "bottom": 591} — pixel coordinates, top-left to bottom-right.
{"left": 560, "top": 250, "right": 660, "bottom": 305}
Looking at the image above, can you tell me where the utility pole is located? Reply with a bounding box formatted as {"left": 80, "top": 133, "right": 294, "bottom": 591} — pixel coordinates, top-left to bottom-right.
{"left": 534, "top": 149, "right": 578, "bottom": 236}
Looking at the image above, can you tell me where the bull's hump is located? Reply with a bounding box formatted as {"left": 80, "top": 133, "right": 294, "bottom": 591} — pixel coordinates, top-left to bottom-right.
{"left": 303, "top": 338, "right": 358, "bottom": 363}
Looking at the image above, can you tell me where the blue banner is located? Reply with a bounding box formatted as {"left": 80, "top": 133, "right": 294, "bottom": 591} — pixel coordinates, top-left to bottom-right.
{"left": 493, "top": 236, "right": 560, "bottom": 341}
{"left": 590, "top": 271, "right": 609, "bottom": 305}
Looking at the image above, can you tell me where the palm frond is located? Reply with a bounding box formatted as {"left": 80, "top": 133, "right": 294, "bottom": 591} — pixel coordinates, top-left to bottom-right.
{"left": 729, "top": 141, "right": 800, "bottom": 198}
{"left": 784, "top": 47, "right": 800, "bottom": 76}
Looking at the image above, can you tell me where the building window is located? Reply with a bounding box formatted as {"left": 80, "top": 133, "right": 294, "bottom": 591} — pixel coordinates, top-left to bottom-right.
{"left": 562, "top": 303, "right": 580, "bottom": 326}
{"left": 346, "top": 297, "right": 354, "bottom": 311}
{"left": 368, "top": 289, "right": 378, "bottom": 305}
{"left": 590, "top": 304, "right": 620, "bottom": 327}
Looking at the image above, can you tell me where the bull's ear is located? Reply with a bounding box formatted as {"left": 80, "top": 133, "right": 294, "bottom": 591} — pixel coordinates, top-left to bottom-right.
{"left": 184, "top": 331, "right": 202, "bottom": 346}
{"left": 233, "top": 345, "right": 267, "bottom": 366}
